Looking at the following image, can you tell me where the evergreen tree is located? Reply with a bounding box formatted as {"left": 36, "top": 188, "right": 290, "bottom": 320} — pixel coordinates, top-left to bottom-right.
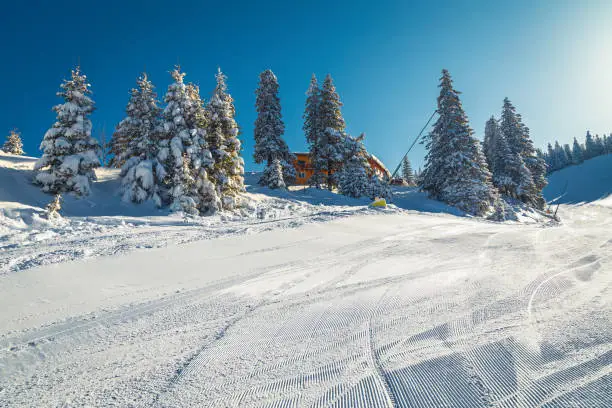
{"left": 109, "top": 124, "right": 130, "bottom": 168}
{"left": 2, "top": 129, "right": 24, "bottom": 155}
{"left": 500, "top": 98, "right": 546, "bottom": 208}
{"left": 546, "top": 143, "right": 557, "bottom": 172}
{"left": 483, "top": 117, "right": 500, "bottom": 174}
{"left": 253, "top": 69, "right": 295, "bottom": 187}
{"left": 206, "top": 68, "right": 245, "bottom": 210}
{"left": 594, "top": 134, "right": 606, "bottom": 157}
{"left": 337, "top": 133, "right": 371, "bottom": 198}
{"left": 115, "top": 73, "right": 166, "bottom": 205}
{"left": 302, "top": 74, "right": 323, "bottom": 187}
{"left": 572, "top": 137, "right": 584, "bottom": 165}
{"left": 401, "top": 156, "right": 415, "bottom": 185}
{"left": 563, "top": 143, "right": 573, "bottom": 165}
{"left": 262, "top": 158, "right": 286, "bottom": 189}
{"left": 584, "top": 131, "right": 596, "bottom": 160}
{"left": 605, "top": 134, "right": 612, "bottom": 154}
{"left": 422, "top": 70, "right": 497, "bottom": 215}
{"left": 313, "top": 74, "right": 346, "bottom": 190}
{"left": 34, "top": 66, "right": 100, "bottom": 196}
{"left": 367, "top": 173, "right": 392, "bottom": 200}
{"left": 554, "top": 141, "right": 568, "bottom": 170}
{"left": 158, "top": 67, "right": 219, "bottom": 214}
{"left": 488, "top": 119, "right": 534, "bottom": 199}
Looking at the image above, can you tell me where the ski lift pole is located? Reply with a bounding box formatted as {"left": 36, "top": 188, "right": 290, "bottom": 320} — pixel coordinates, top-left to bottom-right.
{"left": 389, "top": 110, "right": 438, "bottom": 181}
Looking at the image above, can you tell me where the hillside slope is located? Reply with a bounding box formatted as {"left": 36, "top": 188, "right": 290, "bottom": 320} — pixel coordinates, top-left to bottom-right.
{"left": 543, "top": 154, "right": 612, "bottom": 204}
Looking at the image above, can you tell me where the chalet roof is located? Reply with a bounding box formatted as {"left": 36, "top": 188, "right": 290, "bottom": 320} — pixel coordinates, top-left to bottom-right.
{"left": 291, "top": 150, "right": 390, "bottom": 177}
{"left": 368, "top": 153, "right": 391, "bottom": 177}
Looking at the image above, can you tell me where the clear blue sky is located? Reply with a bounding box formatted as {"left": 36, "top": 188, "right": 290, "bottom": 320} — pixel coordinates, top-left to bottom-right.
{"left": 2, "top": 0, "right": 611, "bottom": 172}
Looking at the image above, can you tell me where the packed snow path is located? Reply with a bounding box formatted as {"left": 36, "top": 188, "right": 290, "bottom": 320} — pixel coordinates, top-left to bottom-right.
{"left": 1, "top": 204, "right": 611, "bottom": 407}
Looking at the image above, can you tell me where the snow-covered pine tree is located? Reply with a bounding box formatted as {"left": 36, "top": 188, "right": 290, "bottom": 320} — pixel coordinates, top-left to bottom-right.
{"left": 115, "top": 73, "right": 166, "bottom": 205}
{"left": 563, "top": 143, "right": 573, "bottom": 165}
{"left": 421, "top": 70, "right": 497, "bottom": 215}
{"left": 337, "top": 133, "right": 371, "bottom": 198}
{"left": 546, "top": 143, "right": 556, "bottom": 173}
{"left": 303, "top": 74, "right": 324, "bottom": 187}
{"left": 158, "top": 67, "right": 219, "bottom": 214}
{"left": 594, "top": 134, "right": 606, "bottom": 157}
{"left": 253, "top": 69, "right": 295, "bottom": 187}
{"left": 186, "top": 83, "right": 220, "bottom": 215}
{"left": 2, "top": 129, "right": 24, "bottom": 155}
{"left": 108, "top": 124, "right": 131, "bottom": 168}
{"left": 605, "top": 134, "right": 612, "bottom": 154}
{"left": 584, "top": 131, "right": 597, "bottom": 160}
{"left": 367, "top": 173, "right": 392, "bottom": 200}
{"left": 34, "top": 66, "right": 100, "bottom": 196}
{"left": 554, "top": 141, "right": 568, "bottom": 170}
{"left": 401, "top": 156, "right": 415, "bottom": 185}
{"left": 482, "top": 117, "right": 498, "bottom": 171}
{"left": 572, "top": 137, "right": 584, "bottom": 164}
{"left": 314, "top": 74, "right": 346, "bottom": 190}
{"left": 262, "top": 158, "right": 286, "bottom": 189}
{"left": 489, "top": 120, "right": 535, "bottom": 200}
{"left": 205, "top": 68, "right": 245, "bottom": 210}
{"left": 500, "top": 98, "right": 546, "bottom": 208}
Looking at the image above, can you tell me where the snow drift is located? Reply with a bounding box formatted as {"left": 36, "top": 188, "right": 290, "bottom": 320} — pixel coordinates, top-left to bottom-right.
{"left": 543, "top": 154, "right": 612, "bottom": 204}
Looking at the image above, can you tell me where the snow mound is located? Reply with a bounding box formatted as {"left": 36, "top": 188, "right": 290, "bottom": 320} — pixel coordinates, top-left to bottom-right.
{"left": 543, "top": 154, "right": 612, "bottom": 204}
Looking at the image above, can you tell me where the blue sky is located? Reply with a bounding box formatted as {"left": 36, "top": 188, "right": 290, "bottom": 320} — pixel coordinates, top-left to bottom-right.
{"left": 2, "top": 0, "right": 611, "bottom": 172}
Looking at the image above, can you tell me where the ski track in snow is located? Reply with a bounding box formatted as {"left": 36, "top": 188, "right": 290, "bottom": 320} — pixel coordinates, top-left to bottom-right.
{"left": 1, "top": 154, "right": 611, "bottom": 407}
{"left": 0, "top": 202, "right": 610, "bottom": 407}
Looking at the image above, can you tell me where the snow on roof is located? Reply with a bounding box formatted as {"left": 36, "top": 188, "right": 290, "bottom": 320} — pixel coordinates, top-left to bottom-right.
{"left": 367, "top": 153, "right": 391, "bottom": 177}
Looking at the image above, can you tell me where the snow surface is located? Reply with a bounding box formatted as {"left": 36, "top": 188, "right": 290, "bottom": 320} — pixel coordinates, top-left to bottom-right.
{"left": 1, "top": 151, "right": 611, "bottom": 407}
{"left": 543, "top": 154, "right": 612, "bottom": 204}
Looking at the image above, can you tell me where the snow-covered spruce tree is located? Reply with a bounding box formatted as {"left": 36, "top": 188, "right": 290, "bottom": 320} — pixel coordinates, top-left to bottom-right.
{"left": 2, "top": 129, "right": 24, "bottom": 155}
{"left": 605, "top": 134, "right": 612, "bottom": 154}
{"left": 253, "top": 69, "right": 295, "bottom": 187}
{"left": 500, "top": 98, "right": 546, "bottom": 208}
{"left": 303, "top": 74, "right": 324, "bottom": 187}
{"left": 594, "top": 134, "right": 606, "bottom": 157}
{"left": 337, "top": 133, "right": 371, "bottom": 198}
{"left": 572, "top": 137, "right": 584, "bottom": 165}
{"left": 402, "top": 156, "right": 415, "bottom": 185}
{"left": 563, "top": 143, "right": 573, "bottom": 165}
{"left": 158, "top": 67, "right": 219, "bottom": 214}
{"left": 482, "top": 117, "right": 498, "bottom": 171}
{"left": 108, "top": 123, "right": 130, "bottom": 168}
{"left": 115, "top": 73, "right": 166, "bottom": 205}
{"left": 262, "top": 158, "right": 286, "bottom": 189}
{"left": 554, "top": 141, "right": 568, "bottom": 169}
{"left": 488, "top": 118, "right": 535, "bottom": 200}
{"left": 313, "top": 74, "right": 346, "bottom": 190}
{"left": 34, "top": 67, "right": 100, "bottom": 196}
{"left": 584, "top": 131, "right": 597, "bottom": 160}
{"left": 421, "top": 70, "right": 497, "bottom": 216}
{"left": 367, "top": 173, "right": 392, "bottom": 200}
{"left": 205, "top": 69, "right": 245, "bottom": 210}
{"left": 546, "top": 143, "right": 557, "bottom": 172}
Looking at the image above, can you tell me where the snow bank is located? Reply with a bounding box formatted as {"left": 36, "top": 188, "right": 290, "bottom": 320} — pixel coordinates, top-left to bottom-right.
{"left": 543, "top": 153, "right": 612, "bottom": 204}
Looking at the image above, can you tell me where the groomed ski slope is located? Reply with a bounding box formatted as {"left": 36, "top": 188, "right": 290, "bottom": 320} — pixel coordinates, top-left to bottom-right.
{"left": 0, "top": 152, "right": 610, "bottom": 407}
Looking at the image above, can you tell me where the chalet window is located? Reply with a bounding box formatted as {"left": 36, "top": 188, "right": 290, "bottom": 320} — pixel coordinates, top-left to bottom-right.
{"left": 297, "top": 160, "right": 306, "bottom": 166}
{"left": 299, "top": 172, "right": 306, "bottom": 178}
